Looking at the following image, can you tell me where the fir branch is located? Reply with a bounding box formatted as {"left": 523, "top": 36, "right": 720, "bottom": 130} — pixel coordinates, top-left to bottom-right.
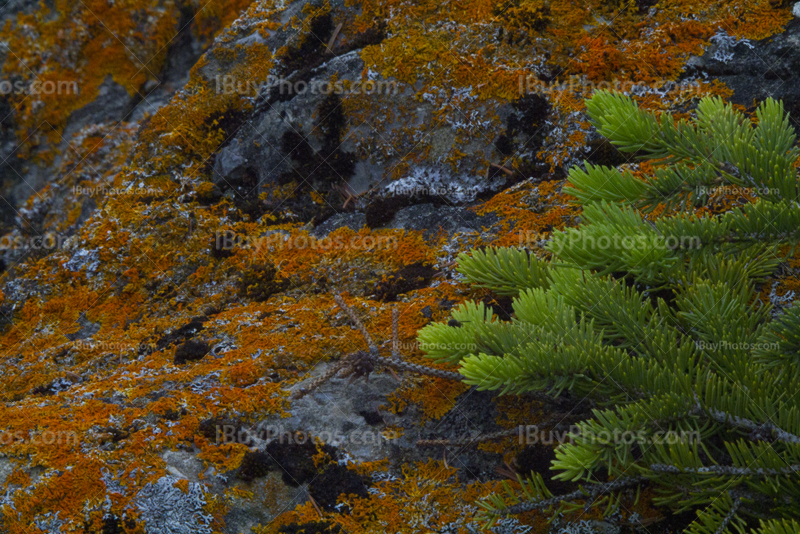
{"left": 702, "top": 404, "right": 800, "bottom": 445}
{"left": 650, "top": 464, "right": 800, "bottom": 476}
{"left": 496, "top": 476, "right": 646, "bottom": 516}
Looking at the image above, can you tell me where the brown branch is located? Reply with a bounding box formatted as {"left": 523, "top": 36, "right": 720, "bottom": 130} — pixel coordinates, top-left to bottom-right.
{"left": 333, "top": 293, "right": 376, "bottom": 351}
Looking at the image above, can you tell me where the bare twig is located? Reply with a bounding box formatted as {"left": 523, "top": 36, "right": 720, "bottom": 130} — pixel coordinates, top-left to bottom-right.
{"left": 490, "top": 163, "right": 514, "bottom": 176}
{"left": 327, "top": 22, "right": 343, "bottom": 52}
{"left": 291, "top": 359, "right": 351, "bottom": 400}
{"left": 308, "top": 494, "right": 324, "bottom": 518}
{"left": 333, "top": 294, "right": 376, "bottom": 351}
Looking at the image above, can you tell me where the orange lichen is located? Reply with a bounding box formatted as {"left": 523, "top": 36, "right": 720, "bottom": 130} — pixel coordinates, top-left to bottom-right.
{"left": 0, "top": 0, "right": 794, "bottom": 529}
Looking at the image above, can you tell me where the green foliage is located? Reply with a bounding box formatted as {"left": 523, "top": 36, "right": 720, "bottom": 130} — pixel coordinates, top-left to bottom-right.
{"left": 455, "top": 246, "right": 551, "bottom": 296}
{"left": 419, "top": 91, "right": 800, "bottom": 533}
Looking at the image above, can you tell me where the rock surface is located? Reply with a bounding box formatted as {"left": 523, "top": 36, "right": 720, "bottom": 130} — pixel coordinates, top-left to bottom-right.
{"left": 0, "top": 0, "right": 796, "bottom": 532}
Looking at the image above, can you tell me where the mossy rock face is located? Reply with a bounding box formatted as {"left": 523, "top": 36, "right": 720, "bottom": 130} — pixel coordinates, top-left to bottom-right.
{"left": 308, "top": 463, "right": 369, "bottom": 511}
{"left": 173, "top": 340, "right": 210, "bottom": 364}
{"left": 262, "top": 434, "right": 338, "bottom": 487}
{"left": 237, "top": 450, "right": 273, "bottom": 481}
{"left": 0, "top": 0, "right": 796, "bottom": 529}
{"left": 238, "top": 262, "right": 289, "bottom": 302}
{"left": 372, "top": 261, "right": 438, "bottom": 301}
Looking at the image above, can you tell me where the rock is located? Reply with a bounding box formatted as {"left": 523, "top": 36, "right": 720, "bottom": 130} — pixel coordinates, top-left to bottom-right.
{"left": 285, "top": 362, "right": 401, "bottom": 462}
{"left": 794, "top": 2, "right": 800, "bottom": 18}
{"left": 691, "top": 21, "right": 800, "bottom": 118}
{"left": 156, "top": 316, "right": 206, "bottom": 351}
{"left": 64, "top": 312, "right": 101, "bottom": 341}
{"left": 386, "top": 202, "right": 498, "bottom": 238}
{"left": 212, "top": 140, "right": 249, "bottom": 185}
{"left": 64, "top": 248, "right": 101, "bottom": 273}
{"left": 61, "top": 76, "right": 133, "bottom": 141}
{"left": 312, "top": 212, "right": 366, "bottom": 237}
{"left": 237, "top": 262, "right": 288, "bottom": 302}
{"left": 390, "top": 388, "right": 505, "bottom": 482}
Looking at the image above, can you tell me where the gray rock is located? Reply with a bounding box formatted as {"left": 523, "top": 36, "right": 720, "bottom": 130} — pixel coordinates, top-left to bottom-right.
{"left": 0, "top": 457, "right": 12, "bottom": 487}
{"left": 61, "top": 76, "right": 133, "bottom": 141}
{"left": 283, "top": 362, "right": 402, "bottom": 462}
{"left": 212, "top": 140, "right": 249, "bottom": 185}
{"left": 691, "top": 20, "right": 800, "bottom": 120}
{"left": 386, "top": 203, "right": 499, "bottom": 238}
{"left": 64, "top": 312, "right": 100, "bottom": 341}
{"left": 0, "top": 0, "right": 43, "bottom": 21}
{"left": 312, "top": 212, "right": 366, "bottom": 237}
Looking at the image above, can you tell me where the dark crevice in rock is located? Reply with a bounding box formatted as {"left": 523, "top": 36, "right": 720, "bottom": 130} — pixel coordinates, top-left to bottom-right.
{"left": 308, "top": 463, "right": 369, "bottom": 511}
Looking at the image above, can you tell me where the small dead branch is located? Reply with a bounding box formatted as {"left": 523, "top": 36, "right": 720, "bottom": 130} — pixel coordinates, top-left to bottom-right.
{"left": 490, "top": 163, "right": 514, "bottom": 176}
{"left": 327, "top": 22, "right": 343, "bottom": 51}
{"left": 291, "top": 294, "right": 462, "bottom": 399}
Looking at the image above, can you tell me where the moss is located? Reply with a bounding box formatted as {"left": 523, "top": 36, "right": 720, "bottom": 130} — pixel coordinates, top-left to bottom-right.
{"left": 372, "top": 262, "right": 438, "bottom": 301}
{"left": 493, "top": 0, "right": 552, "bottom": 35}
{"left": 278, "top": 5, "right": 334, "bottom": 76}
{"left": 308, "top": 463, "right": 369, "bottom": 511}
{"left": 316, "top": 93, "right": 349, "bottom": 157}
{"left": 174, "top": 339, "right": 211, "bottom": 364}
{"left": 211, "top": 230, "right": 239, "bottom": 258}
{"left": 82, "top": 515, "right": 136, "bottom": 534}
{"left": 238, "top": 450, "right": 273, "bottom": 481}
{"left": 264, "top": 434, "right": 336, "bottom": 487}
{"left": 196, "top": 181, "right": 223, "bottom": 205}
{"left": 364, "top": 195, "right": 413, "bottom": 228}
{"left": 508, "top": 93, "right": 550, "bottom": 137}
{"left": 358, "top": 410, "right": 383, "bottom": 426}
{"left": 278, "top": 93, "right": 356, "bottom": 196}
{"left": 584, "top": 137, "right": 630, "bottom": 167}
{"left": 238, "top": 262, "right": 289, "bottom": 302}
{"left": 198, "top": 417, "right": 245, "bottom": 442}
{"left": 478, "top": 294, "right": 515, "bottom": 321}
{"left": 494, "top": 132, "right": 516, "bottom": 158}
{"left": 281, "top": 131, "right": 315, "bottom": 165}
{"left": 156, "top": 316, "right": 207, "bottom": 351}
